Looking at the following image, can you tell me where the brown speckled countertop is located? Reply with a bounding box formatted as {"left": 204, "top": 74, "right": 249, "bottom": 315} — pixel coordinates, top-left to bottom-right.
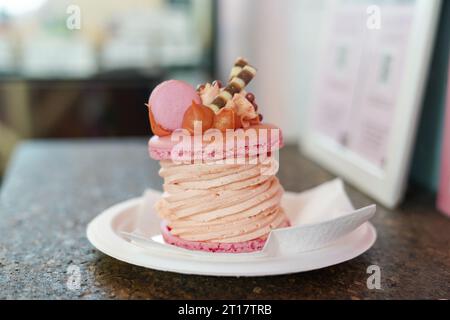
{"left": 0, "top": 139, "right": 449, "bottom": 299}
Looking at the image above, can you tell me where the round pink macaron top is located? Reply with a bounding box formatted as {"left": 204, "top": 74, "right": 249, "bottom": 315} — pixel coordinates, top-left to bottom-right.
{"left": 148, "top": 80, "right": 201, "bottom": 131}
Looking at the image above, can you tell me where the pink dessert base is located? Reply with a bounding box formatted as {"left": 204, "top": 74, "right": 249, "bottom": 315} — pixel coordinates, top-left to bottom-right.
{"left": 161, "top": 220, "right": 290, "bottom": 253}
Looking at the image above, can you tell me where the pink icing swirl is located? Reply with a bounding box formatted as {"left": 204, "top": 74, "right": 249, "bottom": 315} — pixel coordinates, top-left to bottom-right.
{"left": 155, "top": 157, "right": 288, "bottom": 243}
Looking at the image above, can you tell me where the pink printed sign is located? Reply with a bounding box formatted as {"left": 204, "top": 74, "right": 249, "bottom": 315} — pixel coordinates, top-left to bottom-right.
{"left": 313, "top": 2, "right": 415, "bottom": 168}
{"left": 437, "top": 65, "right": 450, "bottom": 217}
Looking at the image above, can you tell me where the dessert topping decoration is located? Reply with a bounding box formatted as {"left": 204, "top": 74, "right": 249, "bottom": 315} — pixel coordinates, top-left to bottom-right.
{"left": 213, "top": 107, "right": 235, "bottom": 132}
{"left": 181, "top": 100, "right": 236, "bottom": 133}
{"left": 208, "top": 58, "right": 257, "bottom": 112}
{"left": 146, "top": 58, "right": 263, "bottom": 136}
{"left": 228, "top": 57, "right": 250, "bottom": 80}
{"left": 147, "top": 80, "right": 201, "bottom": 136}
{"left": 198, "top": 82, "right": 220, "bottom": 106}
{"left": 181, "top": 101, "right": 215, "bottom": 134}
{"left": 224, "top": 93, "right": 259, "bottom": 129}
{"left": 245, "top": 92, "right": 255, "bottom": 103}
{"left": 148, "top": 107, "right": 172, "bottom": 137}
{"left": 212, "top": 80, "right": 223, "bottom": 88}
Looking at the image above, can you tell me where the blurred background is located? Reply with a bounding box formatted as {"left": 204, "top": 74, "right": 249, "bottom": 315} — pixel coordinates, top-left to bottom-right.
{"left": 0, "top": 0, "right": 449, "bottom": 204}
{"left": 0, "top": 0, "right": 215, "bottom": 176}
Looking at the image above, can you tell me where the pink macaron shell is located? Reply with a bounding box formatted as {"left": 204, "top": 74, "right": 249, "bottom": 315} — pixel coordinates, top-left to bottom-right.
{"left": 148, "top": 123, "right": 284, "bottom": 161}
{"left": 149, "top": 80, "right": 201, "bottom": 131}
{"left": 161, "top": 220, "right": 290, "bottom": 253}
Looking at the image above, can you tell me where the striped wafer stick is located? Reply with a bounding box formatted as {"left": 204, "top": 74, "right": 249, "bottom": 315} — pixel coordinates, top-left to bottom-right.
{"left": 229, "top": 57, "right": 248, "bottom": 80}
{"left": 208, "top": 59, "right": 257, "bottom": 112}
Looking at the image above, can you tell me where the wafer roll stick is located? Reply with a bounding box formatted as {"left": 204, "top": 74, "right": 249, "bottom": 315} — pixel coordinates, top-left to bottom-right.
{"left": 208, "top": 59, "right": 257, "bottom": 112}
{"left": 228, "top": 57, "right": 248, "bottom": 80}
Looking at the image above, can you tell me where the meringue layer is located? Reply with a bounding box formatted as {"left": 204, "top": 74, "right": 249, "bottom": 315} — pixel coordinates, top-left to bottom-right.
{"left": 155, "top": 157, "right": 287, "bottom": 243}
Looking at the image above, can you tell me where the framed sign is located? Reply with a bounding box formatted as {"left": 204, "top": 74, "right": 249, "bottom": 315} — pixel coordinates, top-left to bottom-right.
{"left": 301, "top": 0, "right": 442, "bottom": 208}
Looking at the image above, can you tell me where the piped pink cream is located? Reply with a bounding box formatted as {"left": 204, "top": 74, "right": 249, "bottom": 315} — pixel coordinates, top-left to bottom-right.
{"left": 155, "top": 156, "right": 287, "bottom": 243}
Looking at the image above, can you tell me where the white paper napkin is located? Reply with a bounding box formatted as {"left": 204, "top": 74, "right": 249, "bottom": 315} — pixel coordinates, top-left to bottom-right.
{"left": 123, "top": 179, "right": 376, "bottom": 258}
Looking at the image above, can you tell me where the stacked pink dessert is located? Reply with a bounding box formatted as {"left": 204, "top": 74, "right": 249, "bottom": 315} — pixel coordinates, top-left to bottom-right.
{"left": 147, "top": 58, "right": 289, "bottom": 253}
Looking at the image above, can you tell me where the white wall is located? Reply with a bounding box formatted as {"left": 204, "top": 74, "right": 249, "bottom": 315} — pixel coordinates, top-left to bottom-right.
{"left": 217, "top": 0, "right": 330, "bottom": 142}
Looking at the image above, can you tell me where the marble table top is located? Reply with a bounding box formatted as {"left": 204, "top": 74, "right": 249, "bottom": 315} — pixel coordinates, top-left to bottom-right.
{"left": 0, "top": 139, "right": 449, "bottom": 299}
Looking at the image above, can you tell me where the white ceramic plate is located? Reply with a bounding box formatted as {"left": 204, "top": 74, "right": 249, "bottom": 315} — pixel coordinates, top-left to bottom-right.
{"left": 87, "top": 196, "right": 377, "bottom": 277}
